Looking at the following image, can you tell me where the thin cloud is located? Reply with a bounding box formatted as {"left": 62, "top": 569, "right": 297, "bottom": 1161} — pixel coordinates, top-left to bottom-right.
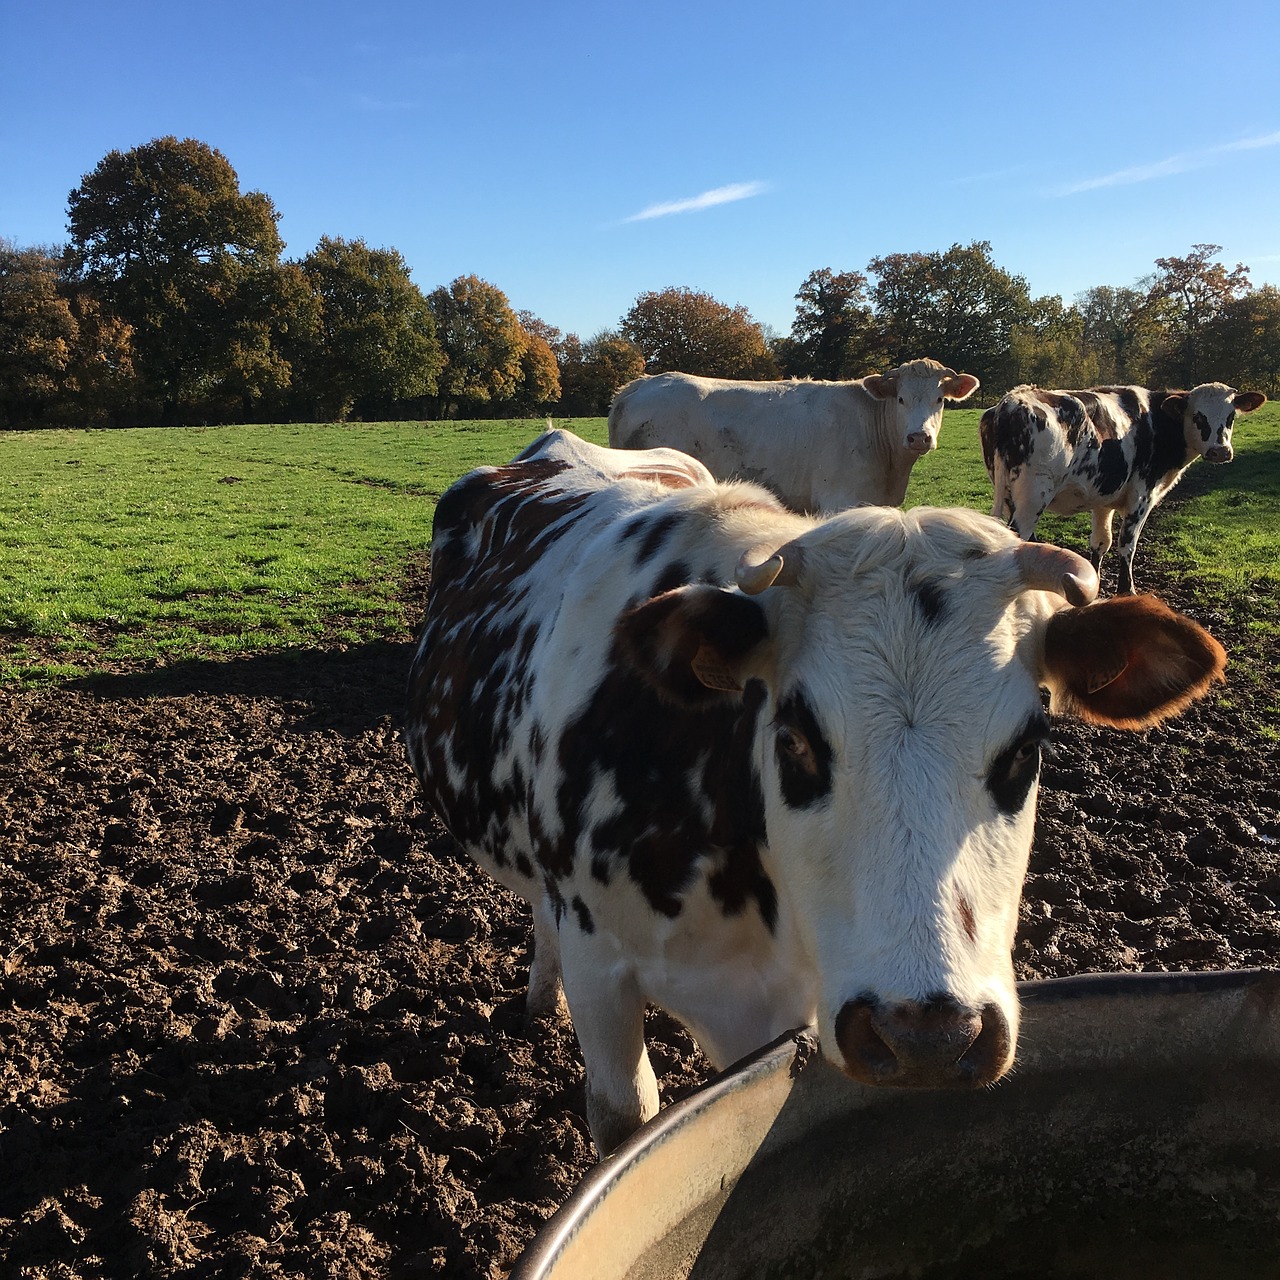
{"left": 1054, "top": 130, "right": 1280, "bottom": 196}
{"left": 624, "top": 181, "right": 769, "bottom": 222}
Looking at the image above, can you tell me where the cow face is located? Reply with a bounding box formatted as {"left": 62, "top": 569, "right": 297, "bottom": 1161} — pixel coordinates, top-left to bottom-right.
{"left": 1162, "top": 383, "right": 1267, "bottom": 465}
{"left": 619, "top": 508, "right": 1224, "bottom": 1091}
{"left": 864, "top": 359, "right": 980, "bottom": 456}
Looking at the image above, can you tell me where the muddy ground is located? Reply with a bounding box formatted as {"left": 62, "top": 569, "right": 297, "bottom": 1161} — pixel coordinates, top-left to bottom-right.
{"left": 1, "top": 559, "right": 1277, "bottom": 1279}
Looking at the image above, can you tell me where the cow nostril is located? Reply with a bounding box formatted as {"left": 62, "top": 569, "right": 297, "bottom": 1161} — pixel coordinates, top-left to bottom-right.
{"left": 834, "top": 999, "right": 897, "bottom": 1082}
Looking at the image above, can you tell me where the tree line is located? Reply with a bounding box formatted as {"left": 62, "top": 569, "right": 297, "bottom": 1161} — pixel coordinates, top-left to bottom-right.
{"left": 3, "top": 136, "right": 1279, "bottom": 429}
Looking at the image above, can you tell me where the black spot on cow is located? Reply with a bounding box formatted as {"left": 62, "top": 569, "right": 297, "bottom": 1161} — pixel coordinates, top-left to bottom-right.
{"left": 774, "top": 686, "right": 834, "bottom": 810}
{"left": 1115, "top": 387, "right": 1143, "bottom": 422}
{"left": 1143, "top": 393, "right": 1195, "bottom": 483}
{"left": 1194, "top": 411, "right": 1212, "bottom": 443}
{"left": 1055, "top": 395, "right": 1089, "bottom": 446}
{"left": 652, "top": 559, "right": 691, "bottom": 597}
{"left": 590, "top": 853, "right": 612, "bottom": 885}
{"left": 544, "top": 877, "right": 567, "bottom": 925}
{"left": 1094, "top": 439, "right": 1128, "bottom": 495}
{"left": 633, "top": 512, "right": 683, "bottom": 566}
{"left": 911, "top": 579, "right": 947, "bottom": 626}
{"left": 986, "top": 714, "right": 1049, "bottom": 814}
{"left": 571, "top": 895, "right": 595, "bottom": 934}
{"left": 516, "top": 852, "right": 533, "bottom": 878}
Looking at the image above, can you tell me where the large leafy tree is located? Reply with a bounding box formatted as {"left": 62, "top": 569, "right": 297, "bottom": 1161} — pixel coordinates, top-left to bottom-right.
{"left": 1198, "top": 286, "right": 1280, "bottom": 395}
{"left": 66, "top": 136, "right": 294, "bottom": 421}
{"left": 558, "top": 330, "right": 645, "bottom": 414}
{"left": 782, "top": 269, "right": 886, "bottom": 379}
{"left": 0, "top": 242, "right": 77, "bottom": 425}
{"left": 1076, "top": 285, "right": 1161, "bottom": 385}
{"left": 868, "top": 241, "right": 1037, "bottom": 391}
{"left": 294, "top": 238, "right": 439, "bottom": 419}
{"left": 427, "top": 275, "right": 528, "bottom": 412}
{"left": 620, "top": 286, "right": 777, "bottom": 379}
{"left": 1143, "top": 244, "right": 1252, "bottom": 387}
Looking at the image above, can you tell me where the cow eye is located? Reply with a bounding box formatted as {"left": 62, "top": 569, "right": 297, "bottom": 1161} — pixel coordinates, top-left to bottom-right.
{"left": 898, "top": 396, "right": 905, "bottom": 405}
{"left": 986, "top": 718, "right": 1050, "bottom": 814}
{"left": 936, "top": 396, "right": 944, "bottom": 405}
{"left": 776, "top": 725, "right": 812, "bottom": 761}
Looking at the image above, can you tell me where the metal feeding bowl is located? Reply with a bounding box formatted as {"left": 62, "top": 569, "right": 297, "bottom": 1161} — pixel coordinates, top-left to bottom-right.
{"left": 513, "top": 970, "right": 1280, "bottom": 1280}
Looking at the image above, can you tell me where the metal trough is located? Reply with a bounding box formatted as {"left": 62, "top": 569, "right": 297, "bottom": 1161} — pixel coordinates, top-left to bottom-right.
{"left": 513, "top": 969, "right": 1280, "bottom": 1280}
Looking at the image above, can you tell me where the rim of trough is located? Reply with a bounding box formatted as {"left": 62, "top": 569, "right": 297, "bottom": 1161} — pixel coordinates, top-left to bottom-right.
{"left": 509, "top": 967, "right": 1279, "bottom": 1280}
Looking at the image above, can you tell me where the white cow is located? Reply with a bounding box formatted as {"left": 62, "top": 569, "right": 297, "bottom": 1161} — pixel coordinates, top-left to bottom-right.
{"left": 607, "top": 359, "right": 980, "bottom": 513}
{"left": 407, "top": 431, "right": 1226, "bottom": 1155}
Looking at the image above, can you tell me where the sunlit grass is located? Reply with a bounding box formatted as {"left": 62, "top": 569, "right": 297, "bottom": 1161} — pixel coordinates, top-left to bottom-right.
{"left": 1, "top": 404, "right": 1274, "bottom": 685}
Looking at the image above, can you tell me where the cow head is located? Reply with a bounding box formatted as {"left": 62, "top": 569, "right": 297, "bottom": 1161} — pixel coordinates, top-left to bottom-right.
{"left": 618, "top": 508, "right": 1224, "bottom": 1090}
{"left": 864, "top": 359, "right": 980, "bottom": 455}
{"left": 1161, "top": 383, "right": 1267, "bottom": 465}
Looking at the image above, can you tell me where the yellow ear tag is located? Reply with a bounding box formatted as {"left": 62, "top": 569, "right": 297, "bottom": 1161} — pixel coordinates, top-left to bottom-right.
{"left": 691, "top": 643, "right": 742, "bottom": 693}
{"left": 1085, "top": 657, "right": 1128, "bottom": 694}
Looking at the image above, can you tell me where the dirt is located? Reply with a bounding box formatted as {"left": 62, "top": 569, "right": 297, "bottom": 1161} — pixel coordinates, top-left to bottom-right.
{"left": 1, "top": 560, "right": 1277, "bottom": 1279}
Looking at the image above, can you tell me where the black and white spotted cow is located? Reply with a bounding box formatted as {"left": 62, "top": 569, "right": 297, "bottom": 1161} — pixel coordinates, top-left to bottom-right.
{"left": 406, "top": 429, "right": 1226, "bottom": 1155}
{"left": 980, "top": 383, "right": 1267, "bottom": 593}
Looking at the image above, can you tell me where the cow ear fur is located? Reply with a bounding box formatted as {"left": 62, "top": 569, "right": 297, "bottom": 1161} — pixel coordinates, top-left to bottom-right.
{"left": 862, "top": 373, "right": 896, "bottom": 401}
{"left": 1158, "top": 393, "right": 1188, "bottom": 421}
{"left": 615, "top": 585, "right": 769, "bottom": 707}
{"left": 1042, "top": 595, "right": 1226, "bottom": 730}
{"left": 943, "top": 373, "right": 980, "bottom": 401}
{"left": 1234, "top": 390, "right": 1267, "bottom": 413}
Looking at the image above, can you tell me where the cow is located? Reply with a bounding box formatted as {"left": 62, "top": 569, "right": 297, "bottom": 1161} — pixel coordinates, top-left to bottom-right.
{"left": 607, "top": 358, "right": 980, "bottom": 513}
{"left": 405, "top": 429, "right": 1225, "bottom": 1156}
{"left": 981, "top": 382, "right": 1267, "bottom": 593}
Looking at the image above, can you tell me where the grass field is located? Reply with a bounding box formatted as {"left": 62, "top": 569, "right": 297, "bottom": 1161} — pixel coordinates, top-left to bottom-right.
{"left": 1, "top": 406, "right": 1276, "bottom": 683}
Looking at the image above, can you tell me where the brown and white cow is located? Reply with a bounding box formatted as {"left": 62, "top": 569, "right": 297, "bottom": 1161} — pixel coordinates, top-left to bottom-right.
{"left": 608, "top": 359, "right": 980, "bottom": 513}
{"left": 981, "top": 382, "right": 1267, "bottom": 593}
{"left": 406, "top": 429, "right": 1225, "bottom": 1155}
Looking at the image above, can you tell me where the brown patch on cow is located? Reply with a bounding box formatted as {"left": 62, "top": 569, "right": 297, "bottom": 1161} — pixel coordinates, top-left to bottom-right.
{"left": 956, "top": 892, "right": 977, "bottom": 944}
{"left": 619, "top": 465, "right": 702, "bottom": 489}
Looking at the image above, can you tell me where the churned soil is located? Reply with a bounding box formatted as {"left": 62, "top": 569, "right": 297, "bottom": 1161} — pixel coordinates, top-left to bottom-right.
{"left": 1, "top": 561, "right": 1277, "bottom": 1279}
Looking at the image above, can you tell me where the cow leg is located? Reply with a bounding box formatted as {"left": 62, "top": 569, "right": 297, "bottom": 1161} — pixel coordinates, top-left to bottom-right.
{"left": 525, "top": 895, "right": 566, "bottom": 1027}
{"left": 559, "top": 926, "right": 659, "bottom": 1156}
{"left": 1088, "top": 507, "right": 1115, "bottom": 572}
{"left": 1114, "top": 500, "right": 1152, "bottom": 594}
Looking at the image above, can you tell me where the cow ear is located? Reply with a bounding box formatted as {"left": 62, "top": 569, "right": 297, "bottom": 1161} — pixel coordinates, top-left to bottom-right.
{"left": 1234, "top": 390, "right": 1267, "bottom": 413}
{"left": 863, "top": 373, "right": 896, "bottom": 401}
{"left": 615, "top": 585, "right": 770, "bottom": 707}
{"left": 1041, "top": 595, "right": 1226, "bottom": 730}
{"left": 1158, "top": 392, "right": 1188, "bottom": 421}
{"left": 943, "top": 372, "right": 980, "bottom": 401}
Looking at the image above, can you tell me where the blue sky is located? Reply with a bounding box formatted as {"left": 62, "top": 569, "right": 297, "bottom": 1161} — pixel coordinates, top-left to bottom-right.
{"left": 4, "top": 0, "right": 1279, "bottom": 341}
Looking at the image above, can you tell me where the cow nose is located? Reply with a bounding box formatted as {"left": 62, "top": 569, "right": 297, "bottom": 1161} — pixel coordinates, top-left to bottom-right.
{"left": 1205, "top": 445, "right": 1232, "bottom": 464}
{"left": 905, "top": 432, "right": 934, "bottom": 453}
{"left": 834, "top": 995, "right": 1012, "bottom": 1088}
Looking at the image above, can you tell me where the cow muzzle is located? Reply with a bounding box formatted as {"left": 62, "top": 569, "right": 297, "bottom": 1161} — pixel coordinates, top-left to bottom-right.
{"left": 905, "top": 432, "right": 935, "bottom": 455}
{"left": 1204, "top": 445, "right": 1233, "bottom": 464}
{"left": 834, "top": 995, "right": 1012, "bottom": 1088}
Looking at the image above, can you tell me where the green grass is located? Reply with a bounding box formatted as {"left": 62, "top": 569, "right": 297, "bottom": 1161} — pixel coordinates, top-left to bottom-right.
{"left": 0, "top": 418, "right": 603, "bottom": 680}
{"left": 1, "top": 405, "right": 1276, "bottom": 685}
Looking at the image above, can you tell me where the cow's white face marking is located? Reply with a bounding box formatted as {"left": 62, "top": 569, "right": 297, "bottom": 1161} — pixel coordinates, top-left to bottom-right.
{"left": 867, "top": 360, "right": 980, "bottom": 455}
{"left": 745, "top": 509, "right": 1047, "bottom": 1081}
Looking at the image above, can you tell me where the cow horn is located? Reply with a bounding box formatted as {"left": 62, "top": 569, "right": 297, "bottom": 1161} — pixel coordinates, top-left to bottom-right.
{"left": 735, "top": 547, "right": 803, "bottom": 595}
{"left": 1016, "top": 543, "right": 1099, "bottom": 606}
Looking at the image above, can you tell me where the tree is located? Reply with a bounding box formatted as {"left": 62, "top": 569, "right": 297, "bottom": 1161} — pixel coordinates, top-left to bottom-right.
{"left": 559, "top": 330, "right": 645, "bottom": 415}
{"left": 66, "top": 136, "right": 292, "bottom": 421}
{"left": 784, "top": 269, "right": 887, "bottom": 379}
{"left": 1198, "top": 286, "right": 1280, "bottom": 395}
{"left": 868, "top": 241, "right": 1037, "bottom": 393}
{"left": 1076, "top": 285, "right": 1160, "bottom": 385}
{"left": 1143, "top": 244, "right": 1252, "bottom": 387}
{"left": 0, "top": 242, "right": 77, "bottom": 425}
{"left": 507, "top": 312, "right": 561, "bottom": 412}
{"left": 427, "top": 275, "right": 528, "bottom": 413}
{"left": 620, "top": 286, "right": 778, "bottom": 379}
{"left": 60, "top": 291, "right": 140, "bottom": 426}
{"left": 294, "top": 238, "right": 439, "bottom": 419}
{"left": 1008, "top": 295, "right": 1098, "bottom": 390}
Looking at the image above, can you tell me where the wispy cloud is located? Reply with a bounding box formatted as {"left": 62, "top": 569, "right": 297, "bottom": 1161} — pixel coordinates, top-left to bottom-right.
{"left": 1053, "top": 130, "right": 1280, "bottom": 196}
{"left": 624, "top": 181, "right": 769, "bottom": 222}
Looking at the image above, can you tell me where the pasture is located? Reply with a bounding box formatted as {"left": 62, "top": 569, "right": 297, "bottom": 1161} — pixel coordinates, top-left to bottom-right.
{"left": 0, "top": 409, "right": 1277, "bottom": 1276}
